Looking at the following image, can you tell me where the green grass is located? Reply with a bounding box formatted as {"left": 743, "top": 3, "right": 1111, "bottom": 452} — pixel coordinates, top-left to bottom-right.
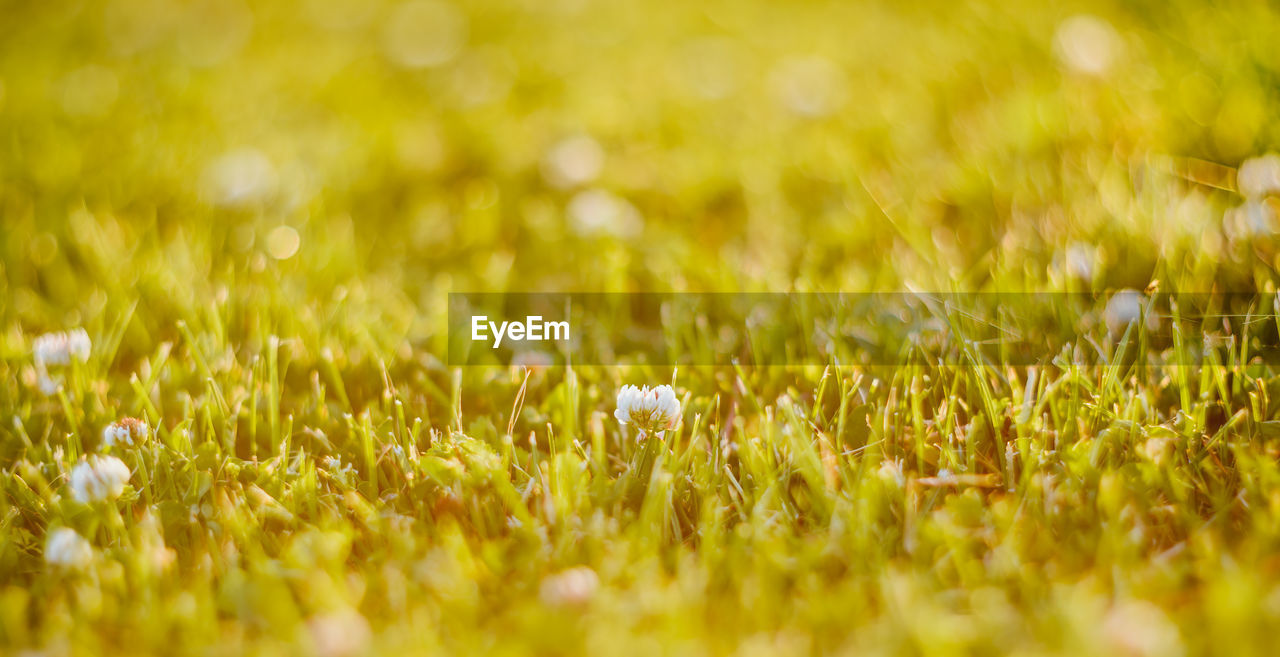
{"left": 5, "top": 0, "right": 1280, "bottom": 655}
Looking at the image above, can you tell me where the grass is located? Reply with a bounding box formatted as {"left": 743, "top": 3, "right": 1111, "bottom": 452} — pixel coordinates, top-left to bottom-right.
{"left": 4, "top": 0, "right": 1280, "bottom": 655}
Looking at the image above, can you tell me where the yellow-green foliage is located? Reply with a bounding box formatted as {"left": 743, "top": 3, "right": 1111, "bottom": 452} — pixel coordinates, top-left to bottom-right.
{"left": 3, "top": 0, "right": 1280, "bottom": 655}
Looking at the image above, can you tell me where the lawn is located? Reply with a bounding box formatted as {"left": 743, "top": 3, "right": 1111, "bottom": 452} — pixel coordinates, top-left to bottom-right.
{"left": 3, "top": 0, "right": 1280, "bottom": 655}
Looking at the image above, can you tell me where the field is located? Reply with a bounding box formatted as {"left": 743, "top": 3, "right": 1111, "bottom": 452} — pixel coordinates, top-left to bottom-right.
{"left": 4, "top": 0, "right": 1280, "bottom": 655}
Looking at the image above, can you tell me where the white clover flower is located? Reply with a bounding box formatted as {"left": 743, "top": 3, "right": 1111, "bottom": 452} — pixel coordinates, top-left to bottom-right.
{"left": 541, "top": 134, "right": 604, "bottom": 189}
{"left": 32, "top": 329, "right": 91, "bottom": 367}
{"left": 37, "top": 371, "right": 62, "bottom": 396}
{"left": 68, "top": 455, "right": 131, "bottom": 503}
{"left": 201, "top": 147, "right": 278, "bottom": 208}
{"left": 1103, "top": 288, "right": 1159, "bottom": 336}
{"left": 306, "top": 608, "right": 372, "bottom": 657}
{"left": 45, "top": 527, "right": 93, "bottom": 569}
{"left": 615, "top": 384, "right": 681, "bottom": 437}
{"left": 1054, "top": 15, "right": 1121, "bottom": 76}
{"left": 1224, "top": 199, "right": 1278, "bottom": 240}
{"left": 567, "top": 188, "right": 642, "bottom": 238}
{"left": 1102, "top": 601, "right": 1184, "bottom": 657}
{"left": 539, "top": 566, "right": 599, "bottom": 607}
{"left": 1237, "top": 154, "right": 1280, "bottom": 200}
{"left": 102, "top": 417, "right": 149, "bottom": 448}
{"left": 1063, "top": 242, "right": 1097, "bottom": 281}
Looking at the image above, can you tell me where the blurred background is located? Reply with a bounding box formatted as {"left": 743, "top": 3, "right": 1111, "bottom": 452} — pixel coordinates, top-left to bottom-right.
{"left": 6, "top": 4, "right": 1280, "bottom": 654}
{"left": 2, "top": 0, "right": 1280, "bottom": 358}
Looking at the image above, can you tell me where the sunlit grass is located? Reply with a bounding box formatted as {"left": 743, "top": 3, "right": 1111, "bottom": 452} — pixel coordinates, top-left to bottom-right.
{"left": 4, "top": 0, "right": 1280, "bottom": 655}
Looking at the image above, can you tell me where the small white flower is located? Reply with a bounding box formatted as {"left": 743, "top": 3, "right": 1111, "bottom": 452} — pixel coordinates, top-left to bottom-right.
{"left": 541, "top": 134, "right": 604, "bottom": 189}
{"left": 1104, "top": 288, "right": 1159, "bottom": 336}
{"left": 539, "top": 566, "right": 599, "bottom": 607}
{"left": 102, "top": 425, "right": 129, "bottom": 448}
{"left": 68, "top": 455, "right": 131, "bottom": 503}
{"left": 614, "top": 384, "right": 681, "bottom": 437}
{"left": 45, "top": 527, "right": 93, "bottom": 569}
{"left": 1102, "top": 601, "right": 1184, "bottom": 657}
{"left": 1062, "top": 242, "right": 1097, "bottom": 281}
{"left": 201, "top": 147, "right": 277, "bottom": 208}
{"left": 306, "top": 608, "right": 372, "bottom": 657}
{"left": 37, "top": 372, "right": 62, "bottom": 396}
{"left": 1237, "top": 154, "right": 1280, "bottom": 200}
{"left": 1224, "top": 199, "right": 1278, "bottom": 239}
{"left": 32, "top": 329, "right": 91, "bottom": 367}
{"left": 567, "top": 188, "right": 642, "bottom": 238}
{"left": 1054, "top": 15, "right": 1121, "bottom": 76}
{"left": 102, "top": 417, "right": 149, "bottom": 448}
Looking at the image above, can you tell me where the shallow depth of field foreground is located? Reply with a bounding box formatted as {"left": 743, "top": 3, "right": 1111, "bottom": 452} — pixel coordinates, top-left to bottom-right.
{"left": 5, "top": 1, "right": 1280, "bottom": 655}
